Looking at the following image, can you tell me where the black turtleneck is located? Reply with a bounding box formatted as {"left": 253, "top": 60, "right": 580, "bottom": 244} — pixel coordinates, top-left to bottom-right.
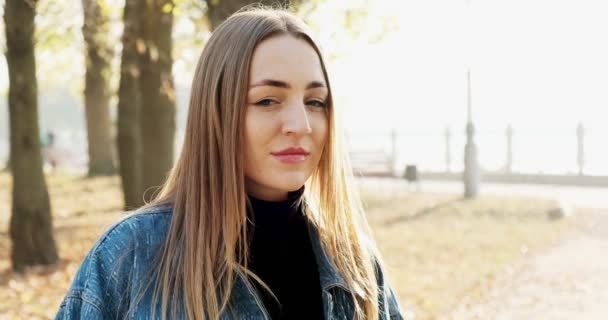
{"left": 246, "top": 186, "right": 324, "bottom": 320}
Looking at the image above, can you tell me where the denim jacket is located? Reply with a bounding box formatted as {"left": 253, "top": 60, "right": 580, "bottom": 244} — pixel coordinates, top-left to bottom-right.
{"left": 56, "top": 204, "right": 405, "bottom": 320}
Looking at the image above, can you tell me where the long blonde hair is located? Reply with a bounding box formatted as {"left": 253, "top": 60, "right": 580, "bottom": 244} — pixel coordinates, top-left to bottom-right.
{"left": 138, "top": 7, "right": 382, "bottom": 320}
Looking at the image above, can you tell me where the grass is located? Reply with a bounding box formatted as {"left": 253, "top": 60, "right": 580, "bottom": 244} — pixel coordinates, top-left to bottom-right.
{"left": 0, "top": 172, "right": 575, "bottom": 319}
{"left": 0, "top": 172, "right": 124, "bottom": 320}
{"left": 359, "top": 184, "right": 575, "bottom": 320}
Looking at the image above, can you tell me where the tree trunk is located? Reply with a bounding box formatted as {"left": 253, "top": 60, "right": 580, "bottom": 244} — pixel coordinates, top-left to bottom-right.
{"left": 5, "top": 0, "right": 58, "bottom": 271}
{"left": 117, "top": 0, "right": 144, "bottom": 210}
{"left": 82, "top": 0, "right": 116, "bottom": 176}
{"left": 205, "top": 0, "right": 283, "bottom": 30}
{"left": 139, "top": 0, "right": 176, "bottom": 201}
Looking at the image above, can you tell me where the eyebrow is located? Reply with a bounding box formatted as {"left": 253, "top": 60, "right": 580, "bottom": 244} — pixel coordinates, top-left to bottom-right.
{"left": 249, "top": 79, "right": 326, "bottom": 90}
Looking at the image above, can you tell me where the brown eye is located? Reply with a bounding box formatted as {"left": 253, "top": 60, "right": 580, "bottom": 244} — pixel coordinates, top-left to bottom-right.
{"left": 306, "top": 100, "right": 327, "bottom": 108}
{"left": 254, "top": 98, "right": 278, "bottom": 106}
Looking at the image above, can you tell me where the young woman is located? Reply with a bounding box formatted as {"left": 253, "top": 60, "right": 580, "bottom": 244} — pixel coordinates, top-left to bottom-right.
{"left": 57, "top": 7, "right": 404, "bottom": 320}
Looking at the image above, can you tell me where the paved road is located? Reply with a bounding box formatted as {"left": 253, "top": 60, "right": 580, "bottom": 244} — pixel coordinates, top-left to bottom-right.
{"left": 446, "top": 212, "right": 608, "bottom": 320}
{"left": 355, "top": 177, "right": 608, "bottom": 209}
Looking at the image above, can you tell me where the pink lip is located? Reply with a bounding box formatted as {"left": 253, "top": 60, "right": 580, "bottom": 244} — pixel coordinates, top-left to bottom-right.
{"left": 271, "top": 147, "right": 310, "bottom": 163}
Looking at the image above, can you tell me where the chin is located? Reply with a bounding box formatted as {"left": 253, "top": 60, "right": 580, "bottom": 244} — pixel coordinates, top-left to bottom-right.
{"left": 272, "top": 180, "right": 306, "bottom": 192}
{"left": 272, "top": 171, "right": 310, "bottom": 191}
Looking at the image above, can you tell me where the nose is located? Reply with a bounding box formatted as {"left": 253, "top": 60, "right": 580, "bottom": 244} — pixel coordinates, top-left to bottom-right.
{"left": 281, "top": 100, "right": 312, "bottom": 136}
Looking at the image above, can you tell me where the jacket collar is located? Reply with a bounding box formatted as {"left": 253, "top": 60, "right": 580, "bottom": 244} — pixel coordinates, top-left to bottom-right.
{"left": 227, "top": 220, "right": 352, "bottom": 320}
{"left": 306, "top": 220, "right": 351, "bottom": 291}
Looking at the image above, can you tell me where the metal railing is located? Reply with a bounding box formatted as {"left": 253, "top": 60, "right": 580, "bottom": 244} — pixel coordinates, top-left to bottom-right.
{"left": 346, "top": 123, "right": 608, "bottom": 186}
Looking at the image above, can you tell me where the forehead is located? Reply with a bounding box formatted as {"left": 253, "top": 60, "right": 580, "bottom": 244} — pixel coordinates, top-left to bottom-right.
{"left": 249, "top": 34, "right": 326, "bottom": 85}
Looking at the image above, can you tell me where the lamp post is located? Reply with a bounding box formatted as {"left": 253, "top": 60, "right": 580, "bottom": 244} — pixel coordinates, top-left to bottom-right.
{"left": 464, "top": 70, "right": 479, "bottom": 198}
{"left": 506, "top": 124, "right": 513, "bottom": 174}
{"left": 577, "top": 122, "right": 585, "bottom": 176}
{"left": 444, "top": 126, "right": 452, "bottom": 173}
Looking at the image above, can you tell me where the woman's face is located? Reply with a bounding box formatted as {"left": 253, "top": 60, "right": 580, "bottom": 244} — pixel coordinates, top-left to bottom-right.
{"left": 244, "top": 34, "right": 329, "bottom": 201}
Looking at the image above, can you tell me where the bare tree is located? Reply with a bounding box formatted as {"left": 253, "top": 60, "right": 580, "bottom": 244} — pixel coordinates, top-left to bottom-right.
{"left": 117, "top": 0, "right": 144, "bottom": 209}
{"left": 5, "top": 0, "right": 58, "bottom": 271}
{"left": 139, "top": 0, "right": 176, "bottom": 200}
{"left": 82, "top": 0, "right": 116, "bottom": 176}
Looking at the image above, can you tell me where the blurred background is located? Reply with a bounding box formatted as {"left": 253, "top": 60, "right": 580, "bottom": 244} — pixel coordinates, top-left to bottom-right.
{"left": 1, "top": 0, "right": 607, "bottom": 319}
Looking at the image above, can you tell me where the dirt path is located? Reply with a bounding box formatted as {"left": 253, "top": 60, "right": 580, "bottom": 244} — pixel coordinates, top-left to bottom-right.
{"left": 447, "top": 210, "right": 608, "bottom": 320}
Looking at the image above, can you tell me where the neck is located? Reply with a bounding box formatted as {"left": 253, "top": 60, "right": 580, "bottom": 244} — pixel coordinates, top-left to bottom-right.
{"left": 247, "top": 185, "right": 305, "bottom": 205}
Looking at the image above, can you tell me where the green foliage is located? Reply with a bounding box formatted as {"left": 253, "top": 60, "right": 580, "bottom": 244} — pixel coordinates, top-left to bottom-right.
{"left": 1, "top": 0, "right": 399, "bottom": 97}
{"left": 297, "top": 0, "right": 399, "bottom": 61}
{"left": 172, "top": 0, "right": 211, "bottom": 76}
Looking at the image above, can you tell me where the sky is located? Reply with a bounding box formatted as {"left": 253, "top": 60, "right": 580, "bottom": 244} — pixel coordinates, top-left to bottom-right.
{"left": 326, "top": 0, "right": 608, "bottom": 174}
{"left": 330, "top": 0, "right": 608, "bottom": 133}
{"left": 2, "top": 0, "right": 607, "bottom": 132}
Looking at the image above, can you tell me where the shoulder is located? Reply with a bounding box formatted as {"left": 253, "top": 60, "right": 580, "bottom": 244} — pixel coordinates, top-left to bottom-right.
{"left": 56, "top": 204, "right": 174, "bottom": 319}
{"left": 81, "top": 202, "right": 174, "bottom": 277}
{"left": 93, "top": 203, "right": 174, "bottom": 255}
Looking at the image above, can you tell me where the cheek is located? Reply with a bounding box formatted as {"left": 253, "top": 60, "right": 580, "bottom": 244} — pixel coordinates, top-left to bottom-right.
{"left": 244, "top": 113, "right": 271, "bottom": 167}
{"left": 312, "top": 112, "right": 329, "bottom": 147}
{"left": 243, "top": 115, "right": 258, "bottom": 172}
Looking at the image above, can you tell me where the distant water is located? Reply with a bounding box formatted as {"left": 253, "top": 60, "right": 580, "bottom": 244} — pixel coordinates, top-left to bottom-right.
{"left": 347, "top": 128, "right": 608, "bottom": 176}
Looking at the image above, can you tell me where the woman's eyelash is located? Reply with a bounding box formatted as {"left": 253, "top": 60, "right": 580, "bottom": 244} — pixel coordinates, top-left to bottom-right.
{"left": 254, "top": 99, "right": 277, "bottom": 106}
{"left": 307, "top": 100, "right": 327, "bottom": 108}
{"left": 253, "top": 98, "right": 327, "bottom": 107}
